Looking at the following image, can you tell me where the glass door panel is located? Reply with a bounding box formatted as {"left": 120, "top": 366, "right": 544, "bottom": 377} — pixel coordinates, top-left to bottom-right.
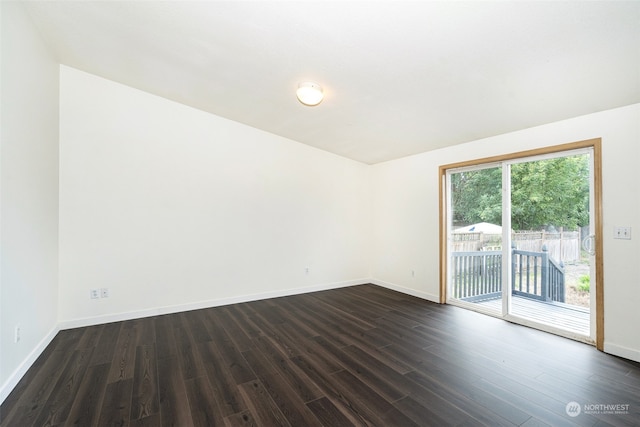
{"left": 448, "top": 165, "right": 503, "bottom": 314}
{"left": 508, "top": 152, "right": 592, "bottom": 337}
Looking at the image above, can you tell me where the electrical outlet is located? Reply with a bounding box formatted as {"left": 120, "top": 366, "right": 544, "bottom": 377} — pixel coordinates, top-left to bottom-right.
{"left": 90, "top": 289, "right": 100, "bottom": 299}
{"left": 101, "top": 288, "right": 110, "bottom": 298}
{"left": 14, "top": 325, "right": 21, "bottom": 343}
{"left": 614, "top": 226, "right": 631, "bottom": 240}
{"left": 305, "top": 267, "right": 310, "bottom": 275}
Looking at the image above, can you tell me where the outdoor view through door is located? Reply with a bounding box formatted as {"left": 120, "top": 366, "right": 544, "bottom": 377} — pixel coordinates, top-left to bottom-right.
{"left": 444, "top": 142, "right": 599, "bottom": 345}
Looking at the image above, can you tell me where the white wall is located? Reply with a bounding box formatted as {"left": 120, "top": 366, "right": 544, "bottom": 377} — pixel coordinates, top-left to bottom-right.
{"left": 0, "top": 2, "right": 60, "bottom": 400}
{"left": 2, "top": 3, "right": 639, "bottom": 405}
{"left": 371, "top": 104, "right": 640, "bottom": 361}
{"left": 58, "top": 66, "right": 371, "bottom": 326}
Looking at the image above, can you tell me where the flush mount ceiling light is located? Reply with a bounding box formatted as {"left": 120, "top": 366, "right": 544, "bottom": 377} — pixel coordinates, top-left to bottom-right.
{"left": 296, "top": 82, "right": 324, "bottom": 106}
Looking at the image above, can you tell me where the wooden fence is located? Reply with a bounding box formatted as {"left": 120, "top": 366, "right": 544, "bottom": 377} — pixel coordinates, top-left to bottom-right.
{"left": 452, "top": 230, "right": 580, "bottom": 263}
{"left": 513, "top": 230, "right": 580, "bottom": 264}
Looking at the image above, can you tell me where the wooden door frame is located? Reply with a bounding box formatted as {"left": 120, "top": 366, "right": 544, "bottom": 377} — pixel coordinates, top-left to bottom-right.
{"left": 438, "top": 138, "right": 604, "bottom": 350}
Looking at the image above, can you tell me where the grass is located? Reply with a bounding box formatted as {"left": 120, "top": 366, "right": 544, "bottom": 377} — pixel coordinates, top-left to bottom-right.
{"left": 577, "top": 274, "right": 590, "bottom": 292}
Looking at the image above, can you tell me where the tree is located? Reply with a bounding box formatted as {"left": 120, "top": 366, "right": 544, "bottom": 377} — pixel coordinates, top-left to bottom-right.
{"left": 451, "top": 154, "right": 589, "bottom": 230}
{"left": 451, "top": 166, "right": 502, "bottom": 225}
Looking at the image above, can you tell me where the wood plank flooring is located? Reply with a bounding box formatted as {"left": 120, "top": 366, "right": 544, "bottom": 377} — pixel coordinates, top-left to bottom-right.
{"left": 2, "top": 284, "right": 640, "bottom": 426}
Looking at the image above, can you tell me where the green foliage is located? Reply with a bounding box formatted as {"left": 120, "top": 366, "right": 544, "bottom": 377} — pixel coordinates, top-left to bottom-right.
{"left": 451, "top": 154, "right": 589, "bottom": 231}
{"left": 511, "top": 156, "right": 589, "bottom": 230}
{"left": 578, "top": 275, "right": 590, "bottom": 292}
{"left": 451, "top": 166, "right": 502, "bottom": 225}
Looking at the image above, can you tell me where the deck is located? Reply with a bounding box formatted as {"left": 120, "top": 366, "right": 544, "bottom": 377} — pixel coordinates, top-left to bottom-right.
{"left": 473, "top": 295, "right": 590, "bottom": 336}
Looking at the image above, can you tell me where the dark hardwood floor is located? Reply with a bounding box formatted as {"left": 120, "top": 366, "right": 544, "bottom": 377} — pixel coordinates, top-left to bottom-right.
{"left": 2, "top": 284, "right": 639, "bottom": 426}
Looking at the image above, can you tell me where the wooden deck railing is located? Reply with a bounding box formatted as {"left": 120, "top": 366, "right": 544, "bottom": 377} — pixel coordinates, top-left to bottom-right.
{"left": 452, "top": 245, "right": 565, "bottom": 303}
{"left": 451, "top": 251, "right": 502, "bottom": 301}
{"left": 512, "top": 244, "right": 565, "bottom": 302}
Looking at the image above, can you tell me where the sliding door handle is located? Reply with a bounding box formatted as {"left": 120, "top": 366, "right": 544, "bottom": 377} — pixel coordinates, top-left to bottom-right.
{"left": 582, "top": 234, "right": 596, "bottom": 256}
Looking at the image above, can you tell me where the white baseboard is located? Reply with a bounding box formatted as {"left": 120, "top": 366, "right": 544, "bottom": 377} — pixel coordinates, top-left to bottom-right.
{"left": 370, "top": 279, "right": 440, "bottom": 303}
{"left": 11, "top": 279, "right": 636, "bottom": 408}
{"left": 604, "top": 342, "right": 640, "bottom": 363}
{"left": 0, "top": 325, "right": 60, "bottom": 404}
{"left": 58, "top": 278, "right": 371, "bottom": 330}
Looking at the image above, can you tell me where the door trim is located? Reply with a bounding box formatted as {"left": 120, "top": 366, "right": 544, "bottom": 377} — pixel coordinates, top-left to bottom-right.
{"left": 438, "top": 138, "right": 604, "bottom": 350}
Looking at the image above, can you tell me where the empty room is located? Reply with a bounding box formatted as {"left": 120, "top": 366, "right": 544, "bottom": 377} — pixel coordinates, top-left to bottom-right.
{"left": 1, "top": 1, "right": 639, "bottom": 426}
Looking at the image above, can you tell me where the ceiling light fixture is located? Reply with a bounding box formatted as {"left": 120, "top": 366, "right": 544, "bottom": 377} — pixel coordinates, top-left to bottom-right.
{"left": 296, "top": 82, "right": 324, "bottom": 106}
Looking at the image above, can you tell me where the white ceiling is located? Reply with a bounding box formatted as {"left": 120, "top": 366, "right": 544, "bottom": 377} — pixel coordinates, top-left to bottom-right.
{"left": 24, "top": 1, "right": 640, "bottom": 164}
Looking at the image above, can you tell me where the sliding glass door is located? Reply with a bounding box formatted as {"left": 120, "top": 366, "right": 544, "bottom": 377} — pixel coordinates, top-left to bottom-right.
{"left": 445, "top": 146, "right": 597, "bottom": 343}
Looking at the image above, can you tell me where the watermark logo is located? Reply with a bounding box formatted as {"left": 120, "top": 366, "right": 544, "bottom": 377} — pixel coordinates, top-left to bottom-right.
{"left": 566, "top": 401, "right": 581, "bottom": 417}
{"left": 584, "top": 403, "right": 630, "bottom": 415}
{"left": 566, "top": 401, "right": 630, "bottom": 417}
